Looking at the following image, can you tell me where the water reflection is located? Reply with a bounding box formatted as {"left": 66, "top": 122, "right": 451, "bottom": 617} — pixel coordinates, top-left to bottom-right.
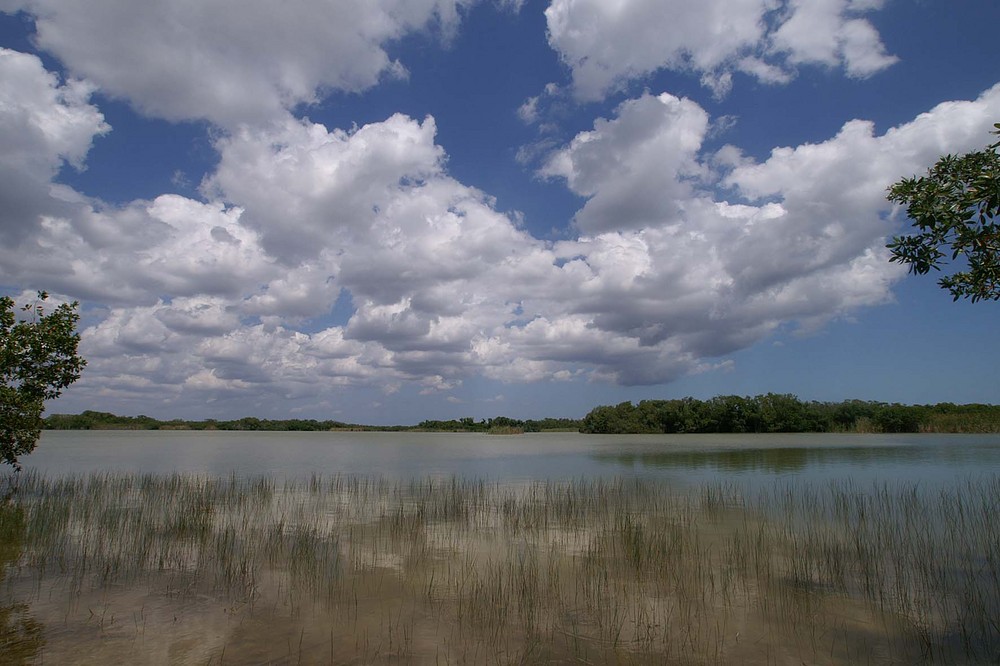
{"left": 595, "top": 444, "right": 933, "bottom": 474}
{"left": 25, "top": 430, "right": 1000, "bottom": 486}
{"left": 5, "top": 438, "right": 1000, "bottom": 663}
{"left": 0, "top": 498, "right": 44, "bottom": 663}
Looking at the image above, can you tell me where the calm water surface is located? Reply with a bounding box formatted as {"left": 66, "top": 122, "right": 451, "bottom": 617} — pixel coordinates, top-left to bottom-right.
{"left": 25, "top": 430, "right": 1000, "bottom": 488}
{"left": 7, "top": 430, "right": 1000, "bottom": 664}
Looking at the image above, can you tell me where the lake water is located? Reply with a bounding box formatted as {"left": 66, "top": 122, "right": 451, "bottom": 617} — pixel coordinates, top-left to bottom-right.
{"left": 7, "top": 430, "right": 1000, "bottom": 664}
{"left": 25, "top": 430, "right": 1000, "bottom": 490}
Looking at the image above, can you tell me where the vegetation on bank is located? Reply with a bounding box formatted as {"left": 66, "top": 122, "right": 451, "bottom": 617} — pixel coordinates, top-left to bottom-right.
{"left": 2, "top": 471, "right": 997, "bottom": 663}
{"left": 581, "top": 394, "right": 1000, "bottom": 434}
{"left": 42, "top": 395, "right": 1000, "bottom": 434}
{"left": 43, "top": 411, "right": 583, "bottom": 433}
{"left": 44, "top": 411, "right": 363, "bottom": 432}
{"left": 1, "top": 293, "right": 85, "bottom": 468}
{"left": 414, "top": 416, "right": 581, "bottom": 434}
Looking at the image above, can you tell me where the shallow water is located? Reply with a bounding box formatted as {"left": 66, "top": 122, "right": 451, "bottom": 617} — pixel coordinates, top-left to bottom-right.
{"left": 4, "top": 431, "right": 999, "bottom": 664}
{"left": 25, "top": 430, "right": 1000, "bottom": 486}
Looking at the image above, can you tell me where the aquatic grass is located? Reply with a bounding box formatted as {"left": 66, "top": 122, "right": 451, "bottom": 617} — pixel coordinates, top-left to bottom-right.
{"left": 0, "top": 470, "right": 997, "bottom": 663}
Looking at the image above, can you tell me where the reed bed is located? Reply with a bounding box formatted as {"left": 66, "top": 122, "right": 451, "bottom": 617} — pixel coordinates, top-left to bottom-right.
{"left": 0, "top": 471, "right": 997, "bottom": 664}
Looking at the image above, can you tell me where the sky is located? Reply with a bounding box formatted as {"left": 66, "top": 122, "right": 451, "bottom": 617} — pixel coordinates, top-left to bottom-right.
{"left": 1, "top": 0, "right": 999, "bottom": 425}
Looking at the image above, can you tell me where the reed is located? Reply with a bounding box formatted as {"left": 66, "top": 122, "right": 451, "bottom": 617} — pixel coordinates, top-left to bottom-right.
{"left": 0, "top": 470, "right": 996, "bottom": 663}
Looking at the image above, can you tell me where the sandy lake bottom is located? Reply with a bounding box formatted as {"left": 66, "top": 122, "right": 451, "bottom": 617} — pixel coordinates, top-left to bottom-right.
{"left": 2, "top": 468, "right": 998, "bottom": 664}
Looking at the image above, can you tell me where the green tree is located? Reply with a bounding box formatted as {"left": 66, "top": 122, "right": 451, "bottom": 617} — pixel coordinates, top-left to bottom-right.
{"left": 757, "top": 393, "right": 811, "bottom": 432}
{"left": 1, "top": 292, "right": 86, "bottom": 469}
{"left": 886, "top": 124, "right": 1000, "bottom": 302}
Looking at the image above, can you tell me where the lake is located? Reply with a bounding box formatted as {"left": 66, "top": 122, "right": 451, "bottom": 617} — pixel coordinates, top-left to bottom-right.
{"left": 4, "top": 430, "right": 999, "bottom": 664}
{"left": 25, "top": 429, "right": 1000, "bottom": 489}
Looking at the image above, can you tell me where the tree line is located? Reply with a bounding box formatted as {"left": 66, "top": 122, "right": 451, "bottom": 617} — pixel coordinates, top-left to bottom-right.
{"left": 580, "top": 395, "right": 1000, "bottom": 435}
{"left": 43, "top": 411, "right": 584, "bottom": 433}
{"left": 414, "top": 416, "right": 582, "bottom": 433}
{"left": 44, "top": 398, "right": 1000, "bottom": 435}
{"left": 44, "top": 412, "right": 362, "bottom": 432}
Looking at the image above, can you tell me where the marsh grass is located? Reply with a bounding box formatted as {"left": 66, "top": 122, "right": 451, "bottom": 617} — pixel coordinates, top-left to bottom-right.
{"left": 0, "top": 471, "right": 997, "bottom": 664}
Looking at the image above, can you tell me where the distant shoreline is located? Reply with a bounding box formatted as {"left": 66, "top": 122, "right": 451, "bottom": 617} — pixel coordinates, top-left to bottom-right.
{"left": 43, "top": 394, "right": 1000, "bottom": 435}
{"left": 42, "top": 412, "right": 581, "bottom": 434}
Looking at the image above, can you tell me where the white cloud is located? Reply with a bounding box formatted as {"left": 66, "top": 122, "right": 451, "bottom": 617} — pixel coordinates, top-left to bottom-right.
{"left": 543, "top": 0, "right": 896, "bottom": 101}
{"left": 517, "top": 82, "right": 562, "bottom": 126}
{"left": 771, "top": 0, "right": 898, "bottom": 77}
{"left": 736, "top": 56, "right": 793, "bottom": 85}
{"left": 545, "top": 0, "right": 769, "bottom": 101}
{"left": 6, "top": 44, "right": 1000, "bottom": 412}
{"left": 4, "top": 0, "right": 473, "bottom": 126}
{"left": 541, "top": 93, "right": 710, "bottom": 233}
{"left": 204, "top": 114, "right": 446, "bottom": 263}
{"left": 493, "top": 0, "right": 526, "bottom": 12}
{"left": 419, "top": 375, "right": 463, "bottom": 394}
{"left": 1, "top": 193, "right": 276, "bottom": 306}
{"left": 0, "top": 49, "right": 108, "bottom": 244}
{"left": 517, "top": 96, "right": 540, "bottom": 124}
{"left": 61, "top": 84, "right": 1000, "bottom": 396}
{"left": 0, "top": 49, "right": 108, "bottom": 168}
{"left": 837, "top": 18, "right": 898, "bottom": 77}
{"left": 533, "top": 85, "right": 1000, "bottom": 382}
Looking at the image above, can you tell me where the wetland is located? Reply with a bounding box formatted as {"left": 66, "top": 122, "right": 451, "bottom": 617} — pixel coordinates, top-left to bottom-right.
{"left": 2, "top": 431, "right": 999, "bottom": 664}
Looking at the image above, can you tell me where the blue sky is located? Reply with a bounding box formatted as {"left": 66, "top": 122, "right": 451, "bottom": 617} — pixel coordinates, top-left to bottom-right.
{"left": 1, "top": 0, "right": 999, "bottom": 424}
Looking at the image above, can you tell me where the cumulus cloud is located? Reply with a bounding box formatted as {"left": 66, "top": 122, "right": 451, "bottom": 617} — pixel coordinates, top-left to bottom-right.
{"left": 80, "top": 307, "right": 383, "bottom": 410}
{"left": 543, "top": 0, "right": 896, "bottom": 101}
{"left": 0, "top": 192, "right": 276, "bottom": 307}
{"left": 3, "top": 0, "right": 472, "bottom": 126}
{"left": 719, "top": 85, "right": 1000, "bottom": 295}
{"left": 0, "top": 49, "right": 108, "bottom": 243}
{"left": 533, "top": 85, "right": 1000, "bottom": 381}
{"left": 4, "top": 40, "right": 1000, "bottom": 411}
{"left": 0, "top": 53, "right": 564, "bottom": 402}
{"left": 771, "top": 0, "right": 898, "bottom": 77}
{"left": 204, "top": 114, "right": 446, "bottom": 263}
{"left": 540, "top": 93, "right": 710, "bottom": 233}
{"left": 545, "top": 0, "right": 768, "bottom": 100}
